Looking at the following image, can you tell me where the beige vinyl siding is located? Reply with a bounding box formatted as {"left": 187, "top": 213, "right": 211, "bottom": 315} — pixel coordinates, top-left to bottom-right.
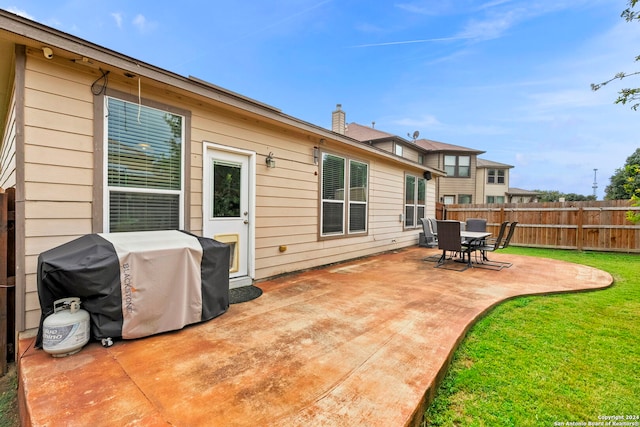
{"left": 475, "top": 167, "right": 486, "bottom": 201}
{"left": 0, "top": 84, "right": 16, "bottom": 188}
{"left": 438, "top": 154, "right": 478, "bottom": 203}
{"left": 477, "top": 167, "right": 510, "bottom": 203}
{"left": 373, "top": 141, "right": 393, "bottom": 152}
{"left": 22, "top": 52, "right": 95, "bottom": 330}
{"left": 18, "top": 49, "right": 436, "bottom": 331}
{"left": 402, "top": 146, "right": 421, "bottom": 163}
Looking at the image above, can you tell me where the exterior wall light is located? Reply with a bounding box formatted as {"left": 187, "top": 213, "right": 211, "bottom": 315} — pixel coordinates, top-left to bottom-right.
{"left": 313, "top": 146, "right": 319, "bottom": 165}
{"left": 266, "top": 152, "right": 276, "bottom": 168}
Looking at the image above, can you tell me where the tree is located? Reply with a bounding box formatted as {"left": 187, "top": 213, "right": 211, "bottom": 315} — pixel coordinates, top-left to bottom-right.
{"left": 535, "top": 190, "right": 596, "bottom": 202}
{"left": 591, "top": 0, "right": 640, "bottom": 110}
{"left": 604, "top": 148, "right": 640, "bottom": 199}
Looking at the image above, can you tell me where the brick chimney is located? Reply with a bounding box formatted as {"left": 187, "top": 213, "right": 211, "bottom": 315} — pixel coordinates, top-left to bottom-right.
{"left": 332, "top": 104, "right": 346, "bottom": 134}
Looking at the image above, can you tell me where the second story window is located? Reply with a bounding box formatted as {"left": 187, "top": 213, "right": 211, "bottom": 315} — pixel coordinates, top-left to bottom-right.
{"left": 444, "top": 155, "right": 470, "bottom": 177}
{"left": 488, "top": 169, "right": 505, "bottom": 184}
{"left": 395, "top": 144, "right": 403, "bottom": 156}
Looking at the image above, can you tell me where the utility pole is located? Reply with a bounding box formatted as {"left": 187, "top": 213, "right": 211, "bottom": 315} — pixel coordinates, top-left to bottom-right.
{"left": 592, "top": 168, "right": 598, "bottom": 198}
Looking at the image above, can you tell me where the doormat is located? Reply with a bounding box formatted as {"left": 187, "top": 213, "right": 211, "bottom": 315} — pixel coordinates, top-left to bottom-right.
{"left": 229, "top": 285, "right": 263, "bottom": 304}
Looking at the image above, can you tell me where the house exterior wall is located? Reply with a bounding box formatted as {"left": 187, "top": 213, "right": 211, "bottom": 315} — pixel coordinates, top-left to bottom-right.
{"left": 476, "top": 167, "right": 510, "bottom": 203}
{"left": 0, "top": 84, "right": 16, "bottom": 189}
{"left": 401, "top": 145, "right": 421, "bottom": 163}
{"left": 436, "top": 154, "right": 477, "bottom": 203}
{"left": 373, "top": 140, "right": 393, "bottom": 153}
{"left": 475, "top": 167, "right": 486, "bottom": 201}
{"left": 15, "top": 49, "right": 435, "bottom": 332}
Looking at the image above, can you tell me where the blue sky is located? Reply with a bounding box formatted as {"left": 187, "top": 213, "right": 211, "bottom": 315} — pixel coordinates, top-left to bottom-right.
{"left": 4, "top": 0, "right": 639, "bottom": 199}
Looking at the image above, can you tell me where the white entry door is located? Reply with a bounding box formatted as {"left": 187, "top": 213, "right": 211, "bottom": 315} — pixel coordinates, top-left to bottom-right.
{"left": 204, "top": 148, "right": 252, "bottom": 287}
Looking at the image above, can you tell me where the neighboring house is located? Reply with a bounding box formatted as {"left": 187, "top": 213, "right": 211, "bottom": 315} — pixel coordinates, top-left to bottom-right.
{"left": 506, "top": 188, "right": 541, "bottom": 203}
{"left": 333, "top": 107, "right": 541, "bottom": 207}
{"left": 0, "top": 11, "right": 442, "bottom": 335}
{"left": 333, "top": 108, "right": 489, "bottom": 205}
{"left": 414, "top": 139, "right": 485, "bottom": 205}
{"left": 475, "top": 158, "right": 514, "bottom": 203}
{"left": 332, "top": 110, "right": 440, "bottom": 229}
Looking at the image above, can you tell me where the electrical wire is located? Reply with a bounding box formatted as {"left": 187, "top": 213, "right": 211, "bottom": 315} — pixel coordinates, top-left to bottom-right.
{"left": 91, "top": 68, "right": 110, "bottom": 95}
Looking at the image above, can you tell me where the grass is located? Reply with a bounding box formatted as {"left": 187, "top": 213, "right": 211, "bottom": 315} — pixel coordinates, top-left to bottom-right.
{"left": 424, "top": 248, "right": 640, "bottom": 427}
{"left": 0, "top": 363, "right": 18, "bottom": 427}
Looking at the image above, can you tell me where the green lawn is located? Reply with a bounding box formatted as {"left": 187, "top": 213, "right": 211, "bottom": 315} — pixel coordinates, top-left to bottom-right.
{"left": 424, "top": 248, "right": 640, "bottom": 427}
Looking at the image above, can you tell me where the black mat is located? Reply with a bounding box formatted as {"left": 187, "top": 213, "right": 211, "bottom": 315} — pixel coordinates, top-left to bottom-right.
{"left": 229, "top": 285, "right": 263, "bottom": 304}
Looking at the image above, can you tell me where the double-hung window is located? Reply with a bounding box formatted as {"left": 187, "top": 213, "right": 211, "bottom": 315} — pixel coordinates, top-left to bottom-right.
{"left": 105, "top": 97, "right": 184, "bottom": 232}
{"left": 405, "top": 174, "right": 426, "bottom": 228}
{"left": 444, "top": 155, "right": 470, "bottom": 177}
{"left": 487, "top": 169, "right": 505, "bottom": 184}
{"left": 321, "top": 153, "right": 368, "bottom": 237}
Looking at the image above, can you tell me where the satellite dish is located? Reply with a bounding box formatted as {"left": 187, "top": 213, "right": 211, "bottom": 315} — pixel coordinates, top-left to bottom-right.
{"left": 412, "top": 130, "right": 420, "bottom": 140}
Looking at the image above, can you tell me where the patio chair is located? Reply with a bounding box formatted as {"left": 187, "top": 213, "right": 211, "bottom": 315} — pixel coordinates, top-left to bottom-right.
{"left": 463, "top": 218, "right": 487, "bottom": 247}
{"left": 475, "top": 221, "right": 518, "bottom": 269}
{"left": 474, "top": 221, "right": 509, "bottom": 269}
{"left": 465, "top": 218, "right": 487, "bottom": 232}
{"left": 501, "top": 221, "right": 518, "bottom": 249}
{"left": 428, "top": 218, "right": 438, "bottom": 237}
{"left": 420, "top": 218, "right": 438, "bottom": 248}
{"left": 435, "top": 220, "right": 474, "bottom": 271}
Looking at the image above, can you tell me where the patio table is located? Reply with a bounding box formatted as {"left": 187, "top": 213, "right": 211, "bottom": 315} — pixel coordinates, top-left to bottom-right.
{"left": 460, "top": 231, "right": 491, "bottom": 266}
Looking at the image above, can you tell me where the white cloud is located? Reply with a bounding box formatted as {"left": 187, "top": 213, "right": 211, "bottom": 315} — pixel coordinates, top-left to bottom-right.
{"left": 457, "top": 10, "right": 519, "bottom": 41}
{"left": 111, "top": 12, "right": 123, "bottom": 29}
{"left": 393, "top": 114, "right": 442, "bottom": 128}
{"left": 132, "top": 14, "right": 157, "bottom": 33}
{"left": 6, "top": 6, "right": 35, "bottom": 20}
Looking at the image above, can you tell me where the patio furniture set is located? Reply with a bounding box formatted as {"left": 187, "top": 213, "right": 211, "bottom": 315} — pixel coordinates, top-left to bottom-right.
{"left": 421, "top": 218, "right": 518, "bottom": 271}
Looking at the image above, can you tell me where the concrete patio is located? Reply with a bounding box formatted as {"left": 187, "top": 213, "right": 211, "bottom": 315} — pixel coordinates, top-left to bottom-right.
{"left": 17, "top": 247, "right": 613, "bottom": 427}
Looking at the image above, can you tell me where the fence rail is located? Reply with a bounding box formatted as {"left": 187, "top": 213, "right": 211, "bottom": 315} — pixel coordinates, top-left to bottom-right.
{"left": 444, "top": 200, "right": 640, "bottom": 253}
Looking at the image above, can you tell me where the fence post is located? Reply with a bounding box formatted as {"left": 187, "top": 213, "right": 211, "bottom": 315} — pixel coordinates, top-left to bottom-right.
{"left": 577, "top": 207, "right": 584, "bottom": 251}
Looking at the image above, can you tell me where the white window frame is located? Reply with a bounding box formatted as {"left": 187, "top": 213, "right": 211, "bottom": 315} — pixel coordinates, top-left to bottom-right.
{"left": 444, "top": 155, "right": 471, "bottom": 177}
{"left": 404, "top": 174, "right": 426, "bottom": 229}
{"left": 320, "top": 152, "right": 369, "bottom": 238}
{"left": 488, "top": 169, "right": 505, "bottom": 184}
{"left": 103, "top": 96, "right": 185, "bottom": 232}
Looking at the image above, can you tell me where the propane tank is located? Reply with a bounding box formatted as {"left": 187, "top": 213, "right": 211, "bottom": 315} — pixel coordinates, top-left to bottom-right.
{"left": 43, "top": 297, "right": 90, "bottom": 357}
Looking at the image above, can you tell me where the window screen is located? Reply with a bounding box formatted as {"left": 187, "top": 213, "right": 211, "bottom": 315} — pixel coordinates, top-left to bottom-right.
{"left": 321, "top": 153, "right": 368, "bottom": 236}
{"left": 106, "top": 97, "right": 183, "bottom": 232}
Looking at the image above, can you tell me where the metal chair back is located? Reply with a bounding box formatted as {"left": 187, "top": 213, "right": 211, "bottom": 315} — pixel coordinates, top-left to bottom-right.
{"left": 500, "top": 221, "right": 518, "bottom": 248}
{"left": 428, "top": 218, "right": 438, "bottom": 236}
{"left": 465, "top": 218, "right": 487, "bottom": 232}
{"left": 488, "top": 221, "right": 509, "bottom": 250}
{"left": 436, "top": 220, "right": 462, "bottom": 252}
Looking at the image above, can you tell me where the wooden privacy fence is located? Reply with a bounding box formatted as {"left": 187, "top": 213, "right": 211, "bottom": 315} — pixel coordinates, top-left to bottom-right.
{"left": 1, "top": 187, "right": 15, "bottom": 376}
{"left": 445, "top": 200, "right": 640, "bottom": 253}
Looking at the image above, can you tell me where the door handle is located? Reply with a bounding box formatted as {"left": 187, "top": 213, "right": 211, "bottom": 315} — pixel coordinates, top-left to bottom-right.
{"left": 244, "top": 220, "right": 249, "bottom": 224}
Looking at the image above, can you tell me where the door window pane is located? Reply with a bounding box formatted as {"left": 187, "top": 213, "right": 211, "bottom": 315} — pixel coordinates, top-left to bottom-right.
{"left": 212, "top": 161, "right": 241, "bottom": 218}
